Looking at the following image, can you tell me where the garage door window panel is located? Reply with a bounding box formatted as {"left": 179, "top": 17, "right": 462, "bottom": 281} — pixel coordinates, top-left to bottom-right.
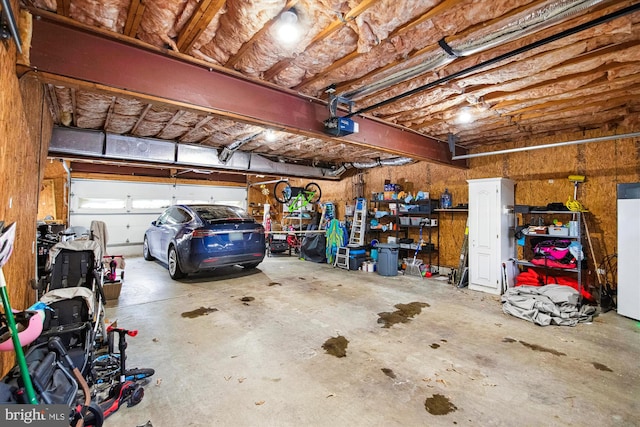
{"left": 77, "top": 197, "right": 126, "bottom": 210}
{"left": 132, "top": 199, "right": 172, "bottom": 210}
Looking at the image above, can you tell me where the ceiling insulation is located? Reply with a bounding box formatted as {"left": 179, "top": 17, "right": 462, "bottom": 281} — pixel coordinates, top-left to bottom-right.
{"left": 18, "top": 0, "right": 640, "bottom": 177}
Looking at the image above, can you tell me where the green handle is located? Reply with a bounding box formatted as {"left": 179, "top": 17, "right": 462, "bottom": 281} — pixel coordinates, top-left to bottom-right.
{"left": 0, "top": 269, "right": 39, "bottom": 404}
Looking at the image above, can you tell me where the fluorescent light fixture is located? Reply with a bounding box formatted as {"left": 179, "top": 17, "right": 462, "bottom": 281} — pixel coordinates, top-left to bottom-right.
{"left": 276, "top": 9, "right": 301, "bottom": 44}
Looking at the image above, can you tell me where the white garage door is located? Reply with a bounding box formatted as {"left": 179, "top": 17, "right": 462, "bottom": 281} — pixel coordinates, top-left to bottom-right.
{"left": 69, "top": 179, "right": 247, "bottom": 255}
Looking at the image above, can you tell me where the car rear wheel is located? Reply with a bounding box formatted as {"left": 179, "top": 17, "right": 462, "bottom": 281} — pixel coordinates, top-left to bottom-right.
{"left": 143, "top": 237, "right": 154, "bottom": 261}
{"left": 168, "top": 246, "right": 186, "bottom": 279}
{"left": 242, "top": 262, "right": 261, "bottom": 269}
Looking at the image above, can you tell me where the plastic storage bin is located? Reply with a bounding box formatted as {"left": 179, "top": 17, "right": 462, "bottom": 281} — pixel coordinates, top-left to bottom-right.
{"left": 377, "top": 243, "right": 399, "bottom": 276}
{"left": 348, "top": 246, "right": 366, "bottom": 270}
{"left": 548, "top": 226, "right": 569, "bottom": 236}
{"left": 349, "top": 255, "right": 366, "bottom": 270}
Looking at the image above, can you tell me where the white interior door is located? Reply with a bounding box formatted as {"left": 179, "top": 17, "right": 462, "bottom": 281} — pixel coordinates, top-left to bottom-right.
{"left": 469, "top": 182, "right": 497, "bottom": 290}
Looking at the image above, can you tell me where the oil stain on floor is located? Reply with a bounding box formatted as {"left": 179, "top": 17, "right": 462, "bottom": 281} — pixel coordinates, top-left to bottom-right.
{"left": 381, "top": 368, "right": 396, "bottom": 378}
{"left": 518, "top": 340, "right": 566, "bottom": 356}
{"left": 181, "top": 307, "right": 218, "bottom": 318}
{"left": 424, "top": 394, "right": 457, "bottom": 415}
{"left": 502, "top": 337, "right": 566, "bottom": 356}
{"left": 240, "top": 296, "right": 255, "bottom": 306}
{"left": 592, "top": 362, "right": 613, "bottom": 372}
{"left": 377, "top": 302, "right": 429, "bottom": 328}
{"left": 322, "top": 335, "right": 349, "bottom": 358}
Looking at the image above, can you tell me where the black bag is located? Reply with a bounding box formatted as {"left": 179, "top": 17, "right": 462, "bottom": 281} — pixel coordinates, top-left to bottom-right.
{"left": 301, "top": 234, "right": 326, "bottom": 263}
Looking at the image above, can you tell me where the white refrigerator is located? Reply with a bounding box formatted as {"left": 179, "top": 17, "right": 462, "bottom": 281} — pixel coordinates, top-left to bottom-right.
{"left": 617, "top": 183, "right": 640, "bottom": 321}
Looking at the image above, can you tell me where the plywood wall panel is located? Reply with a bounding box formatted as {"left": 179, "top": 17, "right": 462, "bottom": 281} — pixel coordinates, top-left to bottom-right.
{"left": 337, "top": 129, "right": 640, "bottom": 273}
{"left": 0, "top": 44, "right": 51, "bottom": 374}
{"left": 43, "top": 160, "right": 68, "bottom": 223}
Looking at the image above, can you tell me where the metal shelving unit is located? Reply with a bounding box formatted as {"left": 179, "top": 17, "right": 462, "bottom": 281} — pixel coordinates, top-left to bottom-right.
{"left": 369, "top": 198, "right": 439, "bottom": 271}
{"left": 512, "top": 210, "right": 584, "bottom": 302}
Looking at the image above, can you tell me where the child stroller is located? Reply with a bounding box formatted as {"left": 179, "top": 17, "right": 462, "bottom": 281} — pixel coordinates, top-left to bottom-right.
{"left": 37, "top": 240, "right": 151, "bottom": 421}
{"left": 0, "top": 222, "right": 101, "bottom": 425}
{"left": 36, "top": 240, "right": 109, "bottom": 373}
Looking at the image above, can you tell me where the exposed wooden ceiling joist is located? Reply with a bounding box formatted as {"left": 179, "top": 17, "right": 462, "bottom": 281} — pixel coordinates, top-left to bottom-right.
{"left": 176, "top": 0, "right": 225, "bottom": 53}
{"left": 123, "top": 0, "right": 145, "bottom": 38}
{"left": 55, "top": 0, "right": 70, "bottom": 17}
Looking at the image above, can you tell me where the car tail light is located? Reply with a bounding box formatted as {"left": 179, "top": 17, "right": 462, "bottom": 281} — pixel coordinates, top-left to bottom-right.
{"left": 192, "top": 229, "right": 216, "bottom": 238}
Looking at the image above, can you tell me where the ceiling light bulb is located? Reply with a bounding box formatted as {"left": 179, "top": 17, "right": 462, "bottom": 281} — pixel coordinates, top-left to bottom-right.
{"left": 280, "top": 10, "right": 298, "bottom": 25}
{"left": 264, "top": 129, "right": 276, "bottom": 142}
{"left": 457, "top": 108, "right": 473, "bottom": 124}
{"left": 276, "top": 10, "right": 300, "bottom": 44}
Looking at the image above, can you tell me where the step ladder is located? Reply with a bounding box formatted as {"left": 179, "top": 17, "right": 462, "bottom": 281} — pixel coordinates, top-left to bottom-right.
{"left": 334, "top": 246, "right": 350, "bottom": 269}
{"left": 348, "top": 198, "right": 367, "bottom": 246}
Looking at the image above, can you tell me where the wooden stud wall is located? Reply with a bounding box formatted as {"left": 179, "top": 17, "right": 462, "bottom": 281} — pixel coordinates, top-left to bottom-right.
{"left": 1, "top": 50, "right": 52, "bottom": 373}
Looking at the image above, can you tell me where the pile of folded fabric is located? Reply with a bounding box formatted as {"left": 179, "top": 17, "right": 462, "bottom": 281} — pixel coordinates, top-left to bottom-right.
{"left": 501, "top": 284, "right": 596, "bottom": 326}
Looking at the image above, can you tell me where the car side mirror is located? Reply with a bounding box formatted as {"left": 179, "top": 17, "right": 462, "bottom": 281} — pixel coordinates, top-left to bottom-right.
{"left": 151, "top": 220, "right": 157, "bottom": 226}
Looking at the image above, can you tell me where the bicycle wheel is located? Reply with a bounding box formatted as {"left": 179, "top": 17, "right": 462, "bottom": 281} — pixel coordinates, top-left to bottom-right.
{"left": 305, "top": 182, "right": 322, "bottom": 204}
{"left": 125, "top": 368, "right": 155, "bottom": 382}
{"left": 273, "top": 180, "right": 292, "bottom": 203}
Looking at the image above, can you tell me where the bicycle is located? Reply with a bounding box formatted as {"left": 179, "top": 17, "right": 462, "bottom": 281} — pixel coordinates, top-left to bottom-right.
{"left": 88, "top": 325, "right": 154, "bottom": 421}
{"left": 92, "top": 355, "right": 155, "bottom": 386}
{"left": 273, "top": 181, "right": 322, "bottom": 213}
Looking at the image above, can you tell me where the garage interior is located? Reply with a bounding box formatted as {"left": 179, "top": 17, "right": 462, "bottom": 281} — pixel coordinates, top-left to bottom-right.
{"left": 1, "top": 0, "right": 639, "bottom": 425}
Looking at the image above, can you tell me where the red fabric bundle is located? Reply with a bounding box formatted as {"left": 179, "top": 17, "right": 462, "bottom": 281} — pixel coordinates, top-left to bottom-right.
{"left": 515, "top": 268, "right": 592, "bottom": 300}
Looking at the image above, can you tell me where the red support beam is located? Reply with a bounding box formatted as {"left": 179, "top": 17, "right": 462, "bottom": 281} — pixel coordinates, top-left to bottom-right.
{"left": 28, "top": 13, "right": 466, "bottom": 167}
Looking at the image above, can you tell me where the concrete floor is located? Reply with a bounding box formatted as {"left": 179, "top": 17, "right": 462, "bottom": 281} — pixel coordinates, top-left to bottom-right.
{"left": 103, "top": 256, "right": 639, "bottom": 427}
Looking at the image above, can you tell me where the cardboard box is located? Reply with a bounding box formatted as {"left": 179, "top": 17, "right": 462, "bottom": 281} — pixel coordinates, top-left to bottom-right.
{"left": 103, "top": 281, "right": 122, "bottom": 300}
